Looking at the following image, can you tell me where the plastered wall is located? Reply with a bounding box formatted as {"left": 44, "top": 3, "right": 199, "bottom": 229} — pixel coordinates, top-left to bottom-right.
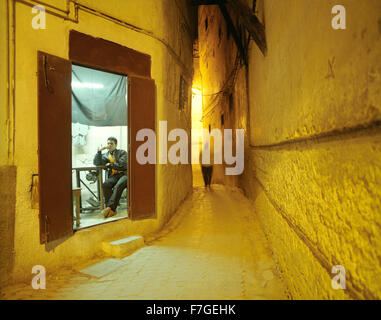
{"left": 0, "top": 0, "right": 195, "bottom": 285}
{"left": 245, "top": 0, "right": 381, "bottom": 300}
{"left": 0, "top": 0, "right": 8, "bottom": 166}
{"left": 199, "top": 0, "right": 381, "bottom": 299}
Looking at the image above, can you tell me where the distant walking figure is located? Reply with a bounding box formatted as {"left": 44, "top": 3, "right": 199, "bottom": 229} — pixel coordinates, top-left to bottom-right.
{"left": 199, "top": 140, "right": 214, "bottom": 189}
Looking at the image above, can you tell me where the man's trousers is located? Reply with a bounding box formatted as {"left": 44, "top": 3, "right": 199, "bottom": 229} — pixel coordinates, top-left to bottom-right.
{"left": 102, "top": 173, "right": 127, "bottom": 211}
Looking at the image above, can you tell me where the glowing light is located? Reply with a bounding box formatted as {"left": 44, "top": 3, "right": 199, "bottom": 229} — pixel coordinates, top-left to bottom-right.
{"left": 71, "top": 81, "right": 104, "bottom": 89}
{"left": 191, "top": 87, "right": 203, "bottom": 164}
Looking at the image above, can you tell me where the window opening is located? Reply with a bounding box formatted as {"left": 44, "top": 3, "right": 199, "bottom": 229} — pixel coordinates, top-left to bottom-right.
{"left": 229, "top": 93, "right": 233, "bottom": 112}
{"left": 218, "top": 24, "right": 222, "bottom": 45}
{"left": 253, "top": 0, "right": 257, "bottom": 12}
{"left": 179, "top": 75, "right": 189, "bottom": 111}
{"left": 71, "top": 64, "right": 128, "bottom": 230}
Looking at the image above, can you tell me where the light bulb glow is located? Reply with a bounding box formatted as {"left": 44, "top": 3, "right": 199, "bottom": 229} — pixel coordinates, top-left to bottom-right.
{"left": 71, "top": 81, "right": 104, "bottom": 89}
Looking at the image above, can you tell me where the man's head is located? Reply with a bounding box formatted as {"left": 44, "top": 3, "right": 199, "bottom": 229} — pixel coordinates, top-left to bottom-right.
{"left": 107, "top": 137, "right": 117, "bottom": 152}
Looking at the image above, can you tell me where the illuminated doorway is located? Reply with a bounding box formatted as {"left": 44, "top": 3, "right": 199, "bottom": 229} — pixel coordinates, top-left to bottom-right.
{"left": 71, "top": 64, "right": 128, "bottom": 229}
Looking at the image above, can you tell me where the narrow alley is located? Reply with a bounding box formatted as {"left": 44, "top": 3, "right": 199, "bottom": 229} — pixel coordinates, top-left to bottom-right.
{"left": 1, "top": 179, "right": 286, "bottom": 300}
{"left": 1, "top": 0, "right": 380, "bottom": 301}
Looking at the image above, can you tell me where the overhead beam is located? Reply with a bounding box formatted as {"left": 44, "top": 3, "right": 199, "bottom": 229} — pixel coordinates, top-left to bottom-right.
{"left": 226, "top": 0, "right": 267, "bottom": 55}
{"left": 218, "top": 3, "right": 246, "bottom": 64}
{"left": 192, "top": 0, "right": 267, "bottom": 56}
{"left": 190, "top": 0, "right": 226, "bottom": 5}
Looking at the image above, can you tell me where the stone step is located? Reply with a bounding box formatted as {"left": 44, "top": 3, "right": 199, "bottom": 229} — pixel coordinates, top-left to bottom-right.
{"left": 102, "top": 235, "right": 145, "bottom": 258}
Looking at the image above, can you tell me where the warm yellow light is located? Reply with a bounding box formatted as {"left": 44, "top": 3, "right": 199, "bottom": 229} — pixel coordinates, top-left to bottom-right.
{"left": 191, "top": 87, "right": 203, "bottom": 164}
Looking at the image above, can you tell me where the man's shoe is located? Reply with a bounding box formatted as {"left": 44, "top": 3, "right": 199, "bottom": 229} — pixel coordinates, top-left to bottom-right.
{"left": 101, "top": 207, "right": 111, "bottom": 218}
{"left": 105, "top": 209, "right": 117, "bottom": 218}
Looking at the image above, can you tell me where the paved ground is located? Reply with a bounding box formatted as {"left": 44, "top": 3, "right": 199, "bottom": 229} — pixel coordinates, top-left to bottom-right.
{"left": 1, "top": 174, "right": 288, "bottom": 300}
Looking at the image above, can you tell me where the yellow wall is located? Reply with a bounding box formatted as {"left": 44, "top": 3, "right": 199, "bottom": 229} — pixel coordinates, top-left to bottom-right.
{"left": 0, "top": 0, "right": 195, "bottom": 285}
{"left": 199, "top": 0, "right": 381, "bottom": 299}
{"left": 245, "top": 0, "right": 381, "bottom": 300}
{"left": 0, "top": 0, "right": 8, "bottom": 166}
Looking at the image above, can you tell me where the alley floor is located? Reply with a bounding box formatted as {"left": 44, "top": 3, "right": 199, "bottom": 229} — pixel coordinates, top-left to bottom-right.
{"left": 1, "top": 172, "right": 287, "bottom": 300}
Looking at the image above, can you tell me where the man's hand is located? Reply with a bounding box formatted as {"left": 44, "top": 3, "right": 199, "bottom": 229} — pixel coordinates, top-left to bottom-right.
{"left": 98, "top": 146, "right": 109, "bottom": 152}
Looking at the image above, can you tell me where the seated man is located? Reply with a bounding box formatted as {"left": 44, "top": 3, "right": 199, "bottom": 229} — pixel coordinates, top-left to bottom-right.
{"left": 93, "top": 136, "right": 127, "bottom": 218}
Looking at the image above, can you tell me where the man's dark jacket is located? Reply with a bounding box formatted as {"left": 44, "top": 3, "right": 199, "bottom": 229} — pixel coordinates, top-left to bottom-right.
{"left": 93, "top": 149, "right": 127, "bottom": 177}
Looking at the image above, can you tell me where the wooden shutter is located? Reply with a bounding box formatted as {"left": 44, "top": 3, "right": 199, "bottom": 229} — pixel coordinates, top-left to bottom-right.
{"left": 128, "top": 76, "right": 156, "bottom": 220}
{"left": 37, "top": 51, "right": 73, "bottom": 244}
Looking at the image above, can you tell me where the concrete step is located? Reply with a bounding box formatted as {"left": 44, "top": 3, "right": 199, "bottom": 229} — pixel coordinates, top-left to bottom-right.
{"left": 102, "top": 235, "right": 145, "bottom": 258}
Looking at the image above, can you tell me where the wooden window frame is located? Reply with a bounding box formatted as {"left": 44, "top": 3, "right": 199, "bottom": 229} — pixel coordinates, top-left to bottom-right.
{"left": 37, "top": 30, "right": 156, "bottom": 244}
